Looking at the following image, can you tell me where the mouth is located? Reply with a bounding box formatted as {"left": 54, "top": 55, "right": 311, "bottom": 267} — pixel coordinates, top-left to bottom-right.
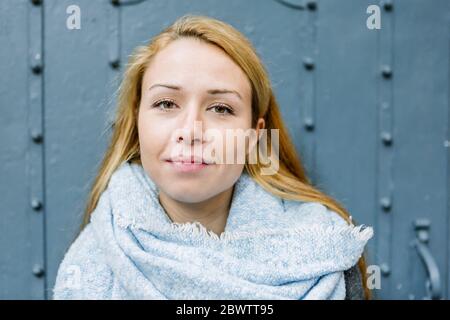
{"left": 165, "top": 156, "right": 214, "bottom": 173}
{"left": 166, "top": 156, "right": 214, "bottom": 165}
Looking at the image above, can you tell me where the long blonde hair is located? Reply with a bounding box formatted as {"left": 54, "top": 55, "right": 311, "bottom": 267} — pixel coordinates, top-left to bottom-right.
{"left": 81, "top": 14, "right": 371, "bottom": 299}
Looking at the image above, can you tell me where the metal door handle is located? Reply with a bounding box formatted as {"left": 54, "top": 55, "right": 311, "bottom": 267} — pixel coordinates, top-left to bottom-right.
{"left": 413, "top": 219, "right": 442, "bottom": 300}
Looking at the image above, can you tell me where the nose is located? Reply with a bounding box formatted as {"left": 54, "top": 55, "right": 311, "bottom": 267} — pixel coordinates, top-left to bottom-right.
{"left": 176, "top": 122, "right": 203, "bottom": 145}
{"left": 174, "top": 103, "right": 204, "bottom": 146}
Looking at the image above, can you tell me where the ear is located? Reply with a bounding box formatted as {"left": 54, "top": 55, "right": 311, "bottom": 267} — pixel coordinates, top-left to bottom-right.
{"left": 248, "top": 117, "right": 265, "bottom": 152}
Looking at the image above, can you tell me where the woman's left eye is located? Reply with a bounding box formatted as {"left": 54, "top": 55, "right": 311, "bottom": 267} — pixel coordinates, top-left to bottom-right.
{"left": 210, "top": 104, "right": 234, "bottom": 115}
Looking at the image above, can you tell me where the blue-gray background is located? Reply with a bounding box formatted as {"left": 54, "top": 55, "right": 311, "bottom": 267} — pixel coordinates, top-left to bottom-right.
{"left": 0, "top": 0, "right": 449, "bottom": 300}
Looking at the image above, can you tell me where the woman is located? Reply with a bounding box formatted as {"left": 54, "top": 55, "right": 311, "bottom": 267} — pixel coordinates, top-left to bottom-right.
{"left": 53, "top": 14, "right": 373, "bottom": 300}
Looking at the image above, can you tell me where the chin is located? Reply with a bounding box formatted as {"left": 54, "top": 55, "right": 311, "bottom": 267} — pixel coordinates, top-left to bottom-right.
{"left": 164, "top": 188, "right": 212, "bottom": 203}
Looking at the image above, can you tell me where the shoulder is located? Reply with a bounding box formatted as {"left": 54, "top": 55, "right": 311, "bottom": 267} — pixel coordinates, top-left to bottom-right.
{"left": 284, "top": 200, "right": 368, "bottom": 299}
{"left": 282, "top": 200, "right": 351, "bottom": 228}
{"left": 53, "top": 223, "right": 113, "bottom": 299}
{"left": 344, "top": 264, "right": 365, "bottom": 300}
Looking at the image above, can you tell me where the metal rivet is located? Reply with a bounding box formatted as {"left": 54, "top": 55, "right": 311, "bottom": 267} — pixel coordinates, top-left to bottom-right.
{"left": 383, "top": 0, "right": 393, "bottom": 11}
{"left": 380, "top": 197, "right": 391, "bottom": 212}
{"left": 32, "top": 264, "right": 45, "bottom": 278}
{"left": 380, "top": 263, "right": 390, "bottom": 276}
{"left": 31, "top": 64, "right": 42, "bottom": 74}
{"left": 381, "top": 65, "right": 392, "bottom": 79}
{"left": 306, "top": 0, "right": 317, "bottom": 11}
{"left": 414, "top": 219, "right": 430, "bottom": 243}
{"left": 31, "top": 0, "right": 42, "bottom": 5}
{"left": 417, "top": 230, "right": 429, "bottom": 243}
{"left": 109, "top": 59, "right": 120, "bottom": 69}
{"left": 303, "top": 57, "right": 315, "bottom": 70}
{"left": 31, "top": 131, "right": 43, "bottom": 143}
{"left": 304, "top": 118, "right": 315, "bottom": 131}
{"left": 381, "top": 132, "right": 393, "bottom": 146}
{"left": 31, "top": 198, "right": 42, "bottom": 211}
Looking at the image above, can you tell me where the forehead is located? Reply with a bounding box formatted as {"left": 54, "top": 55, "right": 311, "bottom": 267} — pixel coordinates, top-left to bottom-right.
{"left": 142, "top": 38, "right": 251, "bottom": 98}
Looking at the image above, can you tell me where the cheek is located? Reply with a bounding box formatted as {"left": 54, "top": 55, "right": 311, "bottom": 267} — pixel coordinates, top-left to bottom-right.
{"left": 137, "top": 113, "right": 167, "bottom": 158}
{"left": 204, "top": 130, "right": 251, "bottom": 165}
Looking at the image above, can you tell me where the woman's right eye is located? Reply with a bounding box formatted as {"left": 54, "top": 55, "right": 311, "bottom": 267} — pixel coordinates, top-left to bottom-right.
{"left": 152, "top": 99, "right": 176, "bottom": 111}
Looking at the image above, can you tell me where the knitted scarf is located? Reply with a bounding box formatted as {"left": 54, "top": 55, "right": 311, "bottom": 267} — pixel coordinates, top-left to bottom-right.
{"left": 53, "top": 161, "right": 373, "bottom": 299}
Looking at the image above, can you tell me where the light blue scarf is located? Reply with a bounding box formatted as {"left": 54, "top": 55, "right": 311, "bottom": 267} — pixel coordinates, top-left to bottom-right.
{"left": 53, "top": 161, "right": 373, "bottom": 299}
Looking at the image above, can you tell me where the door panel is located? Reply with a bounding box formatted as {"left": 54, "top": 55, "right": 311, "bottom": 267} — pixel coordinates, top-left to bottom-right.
{"left": 0, "top": 0, "right": 448, "bottom": 299}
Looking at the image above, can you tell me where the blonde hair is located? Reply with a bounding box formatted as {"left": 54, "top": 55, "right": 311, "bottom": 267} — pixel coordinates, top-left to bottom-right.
{"left": 81, "top": 14, "right": 371, "bottom": 299}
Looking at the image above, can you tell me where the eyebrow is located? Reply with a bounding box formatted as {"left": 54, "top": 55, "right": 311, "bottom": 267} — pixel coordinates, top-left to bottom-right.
{"left": 148, "top": 83, "right": 243, "bottom": 101}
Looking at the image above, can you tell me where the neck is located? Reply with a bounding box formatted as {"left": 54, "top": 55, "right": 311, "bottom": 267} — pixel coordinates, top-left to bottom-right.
{"left": 158, "top": 185, "right": 235, "bottom": 235}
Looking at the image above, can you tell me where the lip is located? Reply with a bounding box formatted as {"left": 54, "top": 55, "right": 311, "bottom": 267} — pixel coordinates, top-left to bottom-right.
{"left": 166, "top": 157, "right": 213, "bottom": 172}
{"left": 167, "top": 155, "right": 214, "bottom": 165}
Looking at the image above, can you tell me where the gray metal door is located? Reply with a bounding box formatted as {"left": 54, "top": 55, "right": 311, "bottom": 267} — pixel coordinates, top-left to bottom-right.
{"left": 1, "top": 0, "right": 449, "bottom": 299}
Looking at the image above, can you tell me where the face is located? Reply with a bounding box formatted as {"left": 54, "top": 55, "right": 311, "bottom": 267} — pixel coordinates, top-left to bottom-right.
{"left": 137, "top": 37, "right": 264, "bottom": 203}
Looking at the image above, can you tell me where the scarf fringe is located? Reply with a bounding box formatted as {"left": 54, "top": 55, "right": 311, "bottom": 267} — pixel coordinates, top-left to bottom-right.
{"left": 115, "top": 213, "right": 373, "bottom": 244}
{"left": 171, "top": 221, "right": 374, "bottom": 243}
